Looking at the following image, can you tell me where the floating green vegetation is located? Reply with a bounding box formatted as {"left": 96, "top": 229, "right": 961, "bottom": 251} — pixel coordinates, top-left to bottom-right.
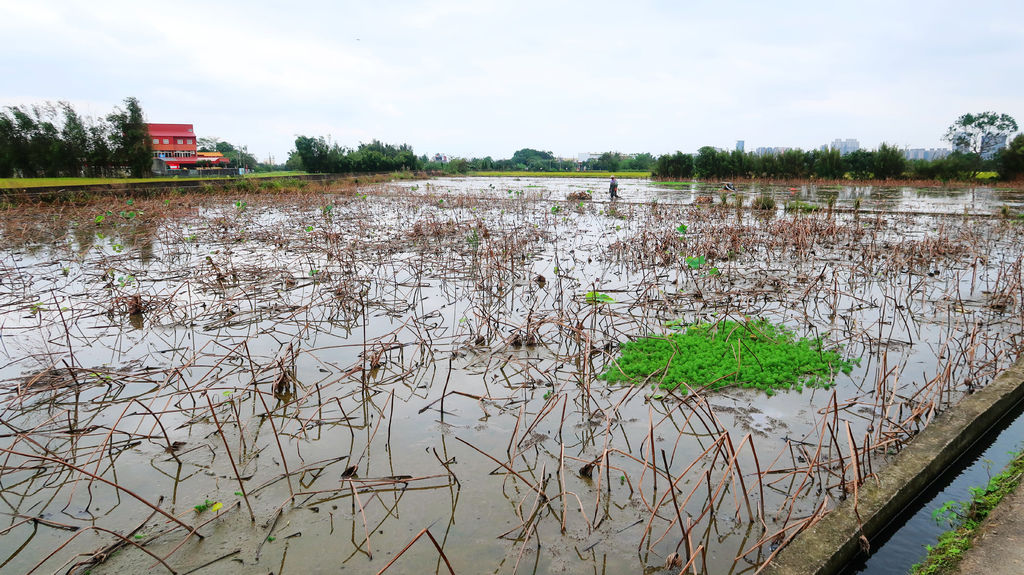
{"left": 584, "top": 291, "right": 615, "bottom": 303}
{"left": 601, "top": 319, "right": 856, "bottom": 395}
{"left": 784, "top": 200, "right": 820, "bottom": 213}
{"left": 655, "top": 181, "right": 700, "bottom": 190}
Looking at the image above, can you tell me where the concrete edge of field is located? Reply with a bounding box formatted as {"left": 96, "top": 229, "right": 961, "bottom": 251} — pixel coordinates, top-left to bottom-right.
{"left": 764, "top": 356, "right": 1024, "bottom": 575}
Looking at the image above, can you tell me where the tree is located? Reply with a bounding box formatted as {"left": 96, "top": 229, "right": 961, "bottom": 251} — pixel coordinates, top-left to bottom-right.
{"left": 778, "top": 149, "right": 807, "bottom": 178}
{"left": 844, "top": 149, "right": 875, "bottom": 179}
{"left": 873, "top": 142, "right": 906, "bottom": 179}
{"left": 591, "top": 152, "right": 623, "bottom": 172}
{"left": 510, "top": 148, "right": 554, "bottom": 168}
{"left": 943, "top": 112, "right": 1018, "bottom": 158}
{"left": 694, "top": 146, "right": 724, "bottom": 179}
{"left": 284, "top": 149, "right": 305, "bottom": 171}
{"left": 627, "top": 152, "right": 655, "bottom": 171}
{"left": 653, "top": 152, "right": 693, "bottom": 179}
{"left": 444, "top": 158, "right": 470, "bottom": 174}
{"left": 0, "top": 110, "right": 17, "bottom": 177}
{"left": 292, "top": 136, "right": 417, "bottom": 174}
{"left": 213, "top": 141, "right": 259, "bottom": 169}
{"left": 997, "top": 134, "right": 1024, "bottom": 181}
{"left": 87, "top": 123, "right": 113, "bottom": 177}
{"left": 293, "top": 136, "right": 335, "bottom": 173}
{"left": 729, "top": 149, "right": 752, "bottom": 178}
{"left": 198, "top": 137, "right": 222, "bottom": 152}
{"left": 813, "top": 148, "right": 844, "bottom": 179}
{"left": 107, "top": 97, "right": 152, "bottom": 177}
{"left": 58, "top": 102, "right": 89, "bottom": 176}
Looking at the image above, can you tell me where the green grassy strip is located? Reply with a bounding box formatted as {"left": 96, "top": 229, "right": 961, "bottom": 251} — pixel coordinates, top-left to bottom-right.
{"left": 653, "top": 181, "right": 702, "bottom": 189}
{"left": 910, "top": 451, "right": 1024, "bottom": 575}
{"left": 469, "top": 171, "right": 650, "bottom": 179}
{"left": 600, "top": 319, "right": 854, "bottom": 395}
{"left": 0, "top": 172, "right": 307, "bottom": 189}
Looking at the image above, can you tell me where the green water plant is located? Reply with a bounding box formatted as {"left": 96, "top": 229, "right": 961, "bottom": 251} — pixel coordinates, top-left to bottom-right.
{"left": 585, "top": 291, "right": 615, "bottom": 303}
{"left": 684, "top": 255, "right": 705, "bottom": 269}
{"left": 601, "top": 318, "right": 855, "bottom": 395}
{"left": 784, "top": 200, "right": 820, "bottom": 213}
{"left": 752, "top": 194, "right": 776, "bottom": 210}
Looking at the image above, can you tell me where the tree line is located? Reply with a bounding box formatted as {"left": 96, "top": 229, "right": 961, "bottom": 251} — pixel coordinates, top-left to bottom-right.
{"left": 420, "top": 149, "right": 657, "bottom": 174}
{"left": 287, "top": 142, "right": 661, "bottom": 175}
{"left": 654, "top": 112, "right": 1022, "bottom": 182}
{"left": 290, "top": 136, "right": 419, "bottom": 173}
{"left": 651, "top": 139, "right": 1024, "bottom": 182}
{"left": 0, "top": 97, "right": 152, "bottom": 178}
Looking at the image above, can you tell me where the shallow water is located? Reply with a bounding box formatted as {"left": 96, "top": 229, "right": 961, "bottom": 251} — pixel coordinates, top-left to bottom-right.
{"left": 848, "top": 405, "right": 1024, "bottom": 574}
{"left": 0, "top": 177, "right": 1022, "bottom": 574}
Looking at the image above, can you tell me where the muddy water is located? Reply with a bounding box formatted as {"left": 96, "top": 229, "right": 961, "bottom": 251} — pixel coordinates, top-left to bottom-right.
{"left": 0, "top": 177, "right": 1022, "bottom": 574}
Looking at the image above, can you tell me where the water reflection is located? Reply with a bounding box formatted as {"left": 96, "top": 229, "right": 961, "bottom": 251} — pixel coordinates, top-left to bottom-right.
{"left": 0, "top": 178, "right": 1021, "bottom": 574}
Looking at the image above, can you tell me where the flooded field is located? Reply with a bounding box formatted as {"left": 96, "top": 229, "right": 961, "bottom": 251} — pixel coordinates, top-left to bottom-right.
{"left": 1, "top": 177, "right": 1022, "bottom": 574}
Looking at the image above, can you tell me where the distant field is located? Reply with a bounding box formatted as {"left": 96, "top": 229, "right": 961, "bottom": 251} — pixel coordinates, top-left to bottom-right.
{"left": 470, "top": 171, "right": 651, "bottom": 179}
{"left": 0, "top": 171, "right": 307, "bottom": 189}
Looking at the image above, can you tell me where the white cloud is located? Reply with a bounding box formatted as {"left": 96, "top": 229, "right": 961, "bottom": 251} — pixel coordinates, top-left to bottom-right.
{"left": 2, "top": 0, "right": 1022, "bottom": 160}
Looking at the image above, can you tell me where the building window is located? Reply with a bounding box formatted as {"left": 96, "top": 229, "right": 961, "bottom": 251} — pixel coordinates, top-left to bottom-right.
{"left": 186, "top": 138, "right": 192, "bottom": 144}
{"left": 163, "top": 139, "right": 169, "bottom": 144}
{"left": 153, "top": 138, "right": 159, "bottom": 144}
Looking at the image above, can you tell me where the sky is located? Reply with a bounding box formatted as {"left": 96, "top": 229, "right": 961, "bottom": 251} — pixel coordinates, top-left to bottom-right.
{"left": 2, "top": 0, "right": 1022, "bottom": 164}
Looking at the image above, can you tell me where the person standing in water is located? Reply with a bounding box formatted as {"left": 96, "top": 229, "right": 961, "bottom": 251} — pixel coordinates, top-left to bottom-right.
{"left": 609, "top": 176, "right": 619, "bottom": 200}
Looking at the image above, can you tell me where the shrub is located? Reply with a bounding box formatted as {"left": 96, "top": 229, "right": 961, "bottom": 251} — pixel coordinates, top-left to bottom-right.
{"left": 752, "top": 194, "right": 776, "bottom": 210}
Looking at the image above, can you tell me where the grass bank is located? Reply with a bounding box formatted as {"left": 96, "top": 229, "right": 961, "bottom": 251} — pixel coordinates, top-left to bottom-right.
{"left": 0, "top": 171, "right": 307, "bottom": 189}
{"left": 910, "top": 451, "right": 1024, "bottom": 574}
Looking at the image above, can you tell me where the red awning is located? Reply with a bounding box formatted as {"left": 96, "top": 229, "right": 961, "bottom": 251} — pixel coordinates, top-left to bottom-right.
{"left": 162, "top": 157, "right": 231, "bottom": 169}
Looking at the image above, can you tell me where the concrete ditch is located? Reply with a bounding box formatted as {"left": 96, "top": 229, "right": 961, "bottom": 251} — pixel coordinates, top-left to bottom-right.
{"left": 764, "top": 356, "right": 1024, "bottom": 575}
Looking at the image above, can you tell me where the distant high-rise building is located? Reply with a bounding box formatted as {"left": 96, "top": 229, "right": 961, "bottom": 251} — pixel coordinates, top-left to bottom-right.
{"left": 753, "top": 146, "right": 791, "bottom": 156}
{"left": 830, "top": 138, "right": 860, "bottom": 156}
{"left": 980, "top": 134, "right": 1008, "bottom": 159}
{"left": 904, "top": 148, "right": 951, "bottom": 161}
{"left": 736, "top": 140, "right": 745, "bottom": 152}
{"left": 951, "top": 132, "right": 972, "bottom": 154}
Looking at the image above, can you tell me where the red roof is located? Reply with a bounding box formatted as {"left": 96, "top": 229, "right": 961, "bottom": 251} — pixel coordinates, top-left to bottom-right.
{"left": 147, "top": 123, "right": 195, "bottom": 138}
